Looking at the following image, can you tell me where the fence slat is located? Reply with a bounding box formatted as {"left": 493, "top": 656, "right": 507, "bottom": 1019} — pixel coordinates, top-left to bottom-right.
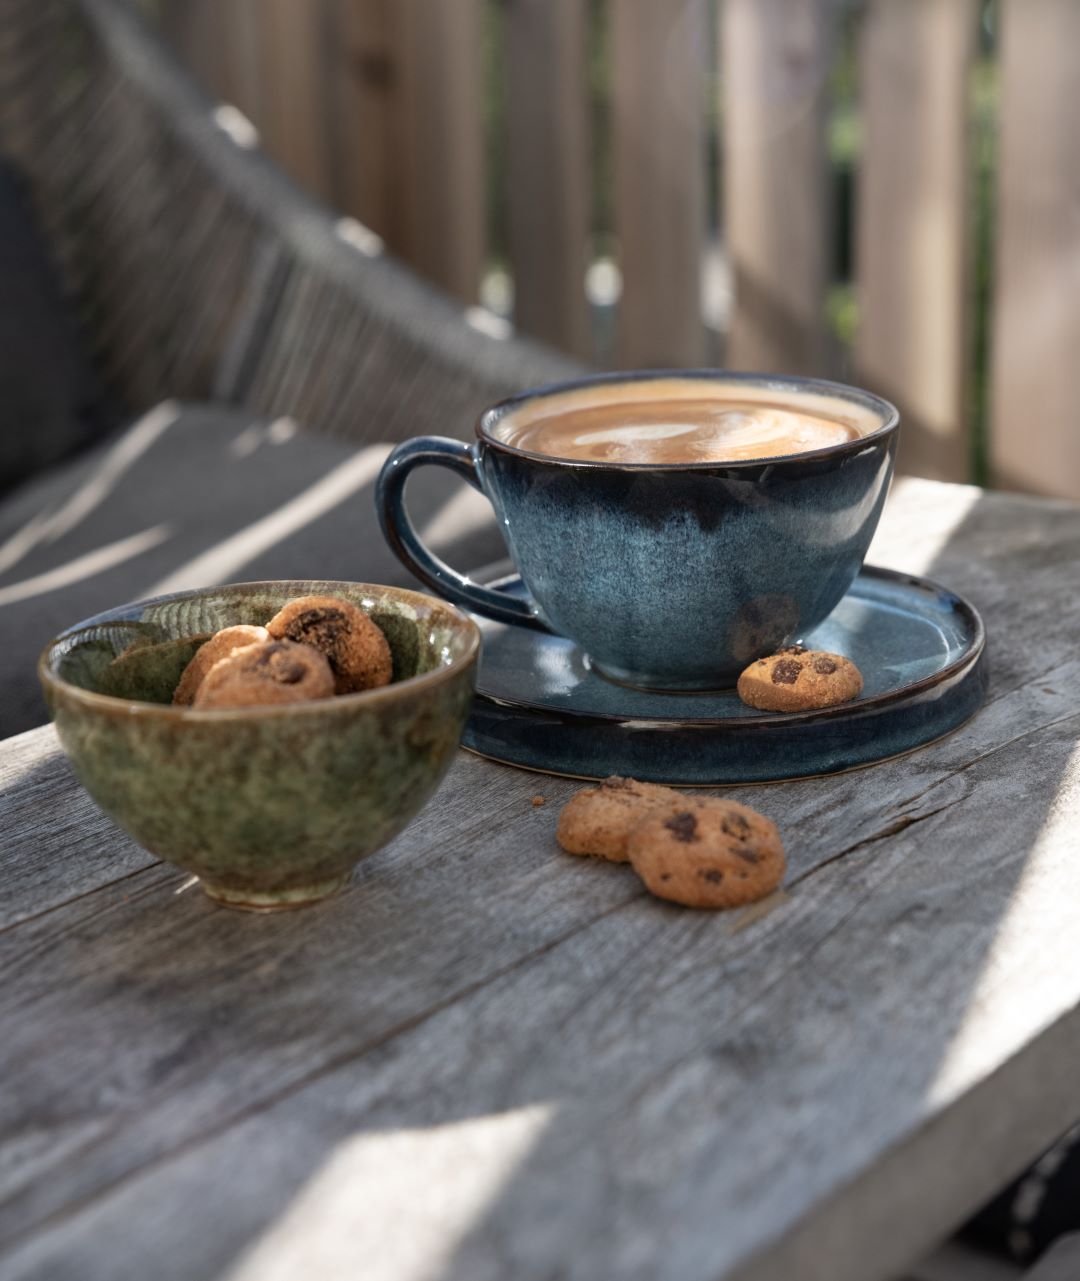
{"left": 326, "top": 0, "right": 396, "bottom": 238}
{"left": 391, "top": 0, "right": 485, "bottom": 304}
{"left": 721, "top": 0, "right": 831, "bottom": 376}
{"left": 856, "top": 0, "right": 978, "bottom": 482}
{"left": 612, "top": 0, "right": 706, "bottom": 368}
{"left": 992, "top": 0, "right": 1080, "bottom": 498}
{"left": 506, "top": 0, "right": 590, "bottom": 358}
{"left": 217, "top": 0, "right": 265, "bottom": 128}
{"left": 252, "top": 0, "right": 335, "bottom": 203}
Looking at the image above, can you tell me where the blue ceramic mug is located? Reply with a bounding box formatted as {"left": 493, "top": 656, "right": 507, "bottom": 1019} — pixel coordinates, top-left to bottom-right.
{"left": 377, "top": 371, "right": 899, "bottom": 690}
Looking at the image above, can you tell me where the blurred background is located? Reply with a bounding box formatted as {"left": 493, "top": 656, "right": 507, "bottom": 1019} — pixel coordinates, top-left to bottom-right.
{"left": 141, "top": 0, "right": 1074, "bottom": 498}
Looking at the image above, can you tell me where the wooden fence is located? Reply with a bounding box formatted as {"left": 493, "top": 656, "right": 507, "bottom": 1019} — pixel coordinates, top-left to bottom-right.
{"left": 154, "top": 0, "right": 1080, "bottom": 499}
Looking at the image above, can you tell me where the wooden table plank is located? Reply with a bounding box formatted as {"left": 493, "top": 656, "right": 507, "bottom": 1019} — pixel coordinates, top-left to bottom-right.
{"left": 4, "top": 481, "right": 1080, "bottom": 1281}
{"left": 0, "top": 729, "right": 156, "bottom": 932}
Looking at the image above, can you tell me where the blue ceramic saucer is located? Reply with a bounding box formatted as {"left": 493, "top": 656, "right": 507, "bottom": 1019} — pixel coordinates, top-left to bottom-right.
{"left": 463, "top": 566, "right": 987, "bottom": 784}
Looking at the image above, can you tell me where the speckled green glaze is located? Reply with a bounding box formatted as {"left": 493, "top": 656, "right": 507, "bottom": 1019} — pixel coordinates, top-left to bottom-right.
{"left": 39, "top": 581, "right": 480, "bottom": 910}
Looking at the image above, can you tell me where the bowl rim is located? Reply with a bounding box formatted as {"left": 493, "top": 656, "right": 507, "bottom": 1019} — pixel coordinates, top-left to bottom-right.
{"left": 38, "top": 579, "right": 482, "bottom": 720}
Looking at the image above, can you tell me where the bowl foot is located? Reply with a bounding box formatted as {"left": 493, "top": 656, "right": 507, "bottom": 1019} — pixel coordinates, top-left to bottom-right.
{"left": 200, "top": 874, "right": 352, "bottom": 912}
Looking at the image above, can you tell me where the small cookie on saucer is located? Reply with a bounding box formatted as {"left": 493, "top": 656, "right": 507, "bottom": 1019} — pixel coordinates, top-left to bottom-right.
{"left": 173, "top": 625, "right": 269, "bottom": 705}
{"left": 736, "top": 647, "right": 862, "bottom": 713}
{"left": 267, "top": 595, "right": 392, "bottom": 695}
{"left": 628, "top": 799, "right": 785, "bottom": 909}
{"left": 193, "top": 639, "right": 335, "bottom": 709}
{"left": 556, "top": 775, "right": 685, "bottom": 863}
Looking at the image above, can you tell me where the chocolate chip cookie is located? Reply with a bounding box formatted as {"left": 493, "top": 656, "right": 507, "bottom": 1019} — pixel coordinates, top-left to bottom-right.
{"left": 193, "top": 639, "right": 336, "bottom": 709}
{"left": 736, "top": 645, "right": 863, "bottom": 712}
{"left": 627, "top": 799, "right": 785, "bottom": 908}
{"left": 173, "top": 625, "right": 270, "bottom": 705}
{"left": 267, "top": 595, "right": 392, "bottom": 695}
{"left": 556, "top": 775, "right": 685, "bottom": 863}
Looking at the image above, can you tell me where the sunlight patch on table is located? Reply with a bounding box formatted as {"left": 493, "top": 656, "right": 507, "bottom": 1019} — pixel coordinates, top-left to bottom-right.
{"left": 226, "top": 1104, "right": 552, "bottom": 1281}
{"left": 927, "top": 741, "right": 1080, "bottom": 1107}
{"left": 867, "top": 476, "right": 982, "bottom": 576}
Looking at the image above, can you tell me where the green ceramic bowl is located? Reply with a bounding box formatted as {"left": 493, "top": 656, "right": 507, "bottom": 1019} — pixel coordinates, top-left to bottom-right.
{"left": 39, "top": 581, "right": 481, "bottom": 910}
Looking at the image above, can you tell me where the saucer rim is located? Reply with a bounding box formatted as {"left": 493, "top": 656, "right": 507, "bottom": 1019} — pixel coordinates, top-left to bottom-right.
{"left": 461, "top": 713, "right": 976, "bottom": 788}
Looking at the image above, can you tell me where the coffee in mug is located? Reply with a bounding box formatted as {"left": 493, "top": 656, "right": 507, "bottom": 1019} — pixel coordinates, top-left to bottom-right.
{"left": 494, "top": 378, "right": 874, "bottom": 465}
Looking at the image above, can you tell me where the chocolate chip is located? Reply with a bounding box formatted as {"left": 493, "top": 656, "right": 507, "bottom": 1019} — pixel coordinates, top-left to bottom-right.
{"left": 660, "top": 873, "right": 672, "bottom": 882}
{"left": 665, "top": 812, "right": 700, "bottom": 843}
{"left": 812, "top": 656, "right": 839, "bottom": 675}
{"left": 282, "top": 607, "right": 349, "bottom": 652}
{"left": 698, "top": 869, "right": 724, "bottom": 884}
{"left": 721, "top": 813, "right": 752, "bottom": 840}
{"left": 735, "top": 846, "right": 761, "bottom": 865}
{"left": 771, "top": 658, "right": 802, "bottom": 685}
{"left": 778, "top": 644, "right": 808, "bottom": 655}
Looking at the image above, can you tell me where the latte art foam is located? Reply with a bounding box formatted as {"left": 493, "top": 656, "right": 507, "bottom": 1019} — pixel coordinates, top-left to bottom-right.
{"left": 498, "top": 396, "right": 863, "bottom": 464}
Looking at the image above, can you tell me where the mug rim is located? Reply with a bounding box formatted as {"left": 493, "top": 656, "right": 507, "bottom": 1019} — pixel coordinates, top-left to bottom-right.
{"left": 477, "top": 369, "right": 899, "bottom": 471}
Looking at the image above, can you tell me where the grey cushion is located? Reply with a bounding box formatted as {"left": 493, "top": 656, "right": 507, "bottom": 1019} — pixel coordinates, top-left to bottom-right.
{"left": 0, "top": 160, "right": 110, "bottom": 494}
{"left": 0, "top": 401, "right": 507, "bottom": 737}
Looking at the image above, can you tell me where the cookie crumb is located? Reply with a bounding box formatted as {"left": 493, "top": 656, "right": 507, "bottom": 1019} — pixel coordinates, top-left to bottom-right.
{"left": 531, "top": 795, "right": 546, "bottom": 807}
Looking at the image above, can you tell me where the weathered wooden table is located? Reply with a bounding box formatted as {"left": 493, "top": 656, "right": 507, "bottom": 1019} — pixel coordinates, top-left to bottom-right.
{"left": 3, "top": 478, "right": 1080, "bottom": 1281}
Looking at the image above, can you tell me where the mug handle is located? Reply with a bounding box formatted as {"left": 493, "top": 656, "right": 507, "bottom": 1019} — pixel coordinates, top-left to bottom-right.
{"left": 376, "top": 436, "right": 552, "bottom": 632}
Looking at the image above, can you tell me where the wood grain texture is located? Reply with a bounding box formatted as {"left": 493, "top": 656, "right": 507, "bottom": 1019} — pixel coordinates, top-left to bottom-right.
{"left": 721, "top": 0, "right": 832, "bottom": 376}
{"left": 991, "top": 0, "right": 1080, "bottom": 499}
{"left": 5, "top": 483, "right": 1080, "bottom": 1280}
{"left": 612, "top": 0, "right": 706, "bottom": 367}
{"left": 855, "top": 0, "right": 978, "bottom": 482}
{"left": 0, "top": 728, "right": 156, "bottom": 933}
{"left": 506, "top": 0, "right": 591, "bottom": 358}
